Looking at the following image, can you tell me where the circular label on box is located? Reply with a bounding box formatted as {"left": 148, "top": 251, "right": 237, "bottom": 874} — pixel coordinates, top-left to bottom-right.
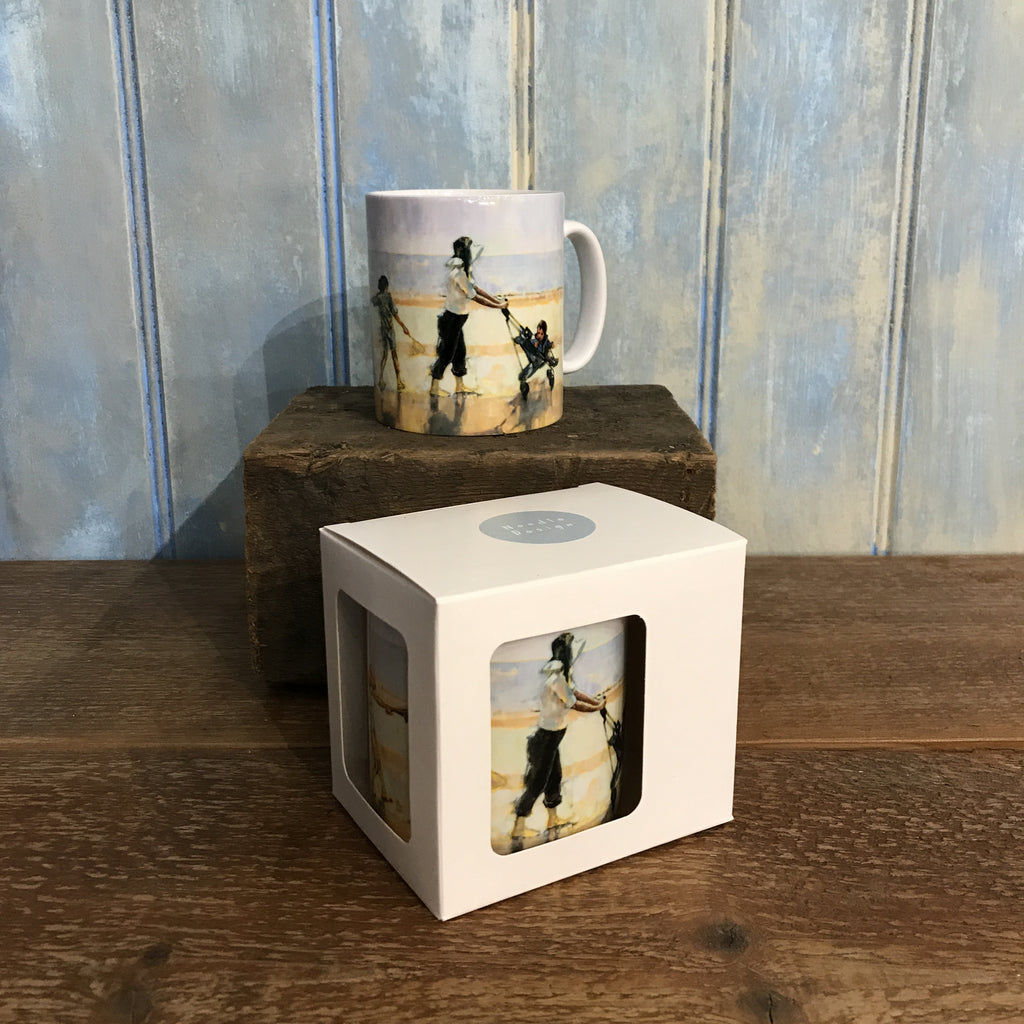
{"left": 479, "top": 511, "right": 596, "bottom": 544}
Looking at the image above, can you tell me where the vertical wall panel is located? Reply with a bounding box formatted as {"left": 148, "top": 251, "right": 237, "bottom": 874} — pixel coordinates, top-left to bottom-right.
{"left": 4, "top": 0, "right": 1023, "bottom": 559}
{"left": 896, "top": 2, "right": 1024, "bottom": 552}
{"left": 534, "top": 1, "right": 709, "bottom": 410}
{"left": 336, "top": 0, "right": 515, "bottom": 386}
{"left": 715, "top": 0, "right": 908, "bottom": 551}
{"left": 132, "top": 0, "right": 329, "bottom": 557}
{"left": 0, "top": 2, "right": 154, "bottom": 557}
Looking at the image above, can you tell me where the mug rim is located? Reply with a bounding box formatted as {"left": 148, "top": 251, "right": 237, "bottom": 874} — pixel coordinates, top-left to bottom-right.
{"left": 367, "top": 188, "right": 563, "bottom": 199}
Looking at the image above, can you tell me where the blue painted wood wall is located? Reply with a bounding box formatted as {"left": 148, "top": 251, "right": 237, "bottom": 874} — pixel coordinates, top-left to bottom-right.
{"left": 2, "top": 0, "right": 1021, "bottom": 557}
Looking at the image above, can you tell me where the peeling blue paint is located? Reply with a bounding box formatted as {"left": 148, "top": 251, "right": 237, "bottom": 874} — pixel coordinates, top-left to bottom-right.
{"left": 0, "top": 6, "right": 54, "bottom": 150}
{"left": 54, "top": 504, "right": 122, "bottom": 559}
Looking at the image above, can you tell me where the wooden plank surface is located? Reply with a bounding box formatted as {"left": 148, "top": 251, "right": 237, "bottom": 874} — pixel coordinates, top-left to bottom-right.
{"left": 896, "top": 1, "right": 1024, "bottom": 551}
{"left": 739, "top": 556, "right": 1024, "bottom": 747}
{"left": 2, "top": 558, "right": 1022, "bottom": 1022}
{"left": 4, "top": 557, "right": 1020, "bottom": 749}
{"left": 534, "top": 0, "right": 709, "bottom": 407}
{"left": 335, "top": 0, "right": 515, "bottom": 388}
{"left": 1, "top": 748, "right": 1021, "bottom": 1022}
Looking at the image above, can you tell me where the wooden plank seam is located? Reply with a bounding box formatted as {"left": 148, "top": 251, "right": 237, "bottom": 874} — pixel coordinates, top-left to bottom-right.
{"left": 872, "top": 0, "right": 936, "bottom": 555}
{"left": 313, "top": 0, "right": 348, "bottom": 385}
{"left": 511, "top": 0, "right": 536, "bottom": 190}
{"left": 697, "top": 0, "right": 734, "bottom": 450}
{"left": 109, "top": 0, "right": 175, "bottom": 557}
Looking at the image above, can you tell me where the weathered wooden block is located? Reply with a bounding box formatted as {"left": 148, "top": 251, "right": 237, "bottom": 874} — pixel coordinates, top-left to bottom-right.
{"left": 244, "top": 385, "right": 716, "bottom": 684}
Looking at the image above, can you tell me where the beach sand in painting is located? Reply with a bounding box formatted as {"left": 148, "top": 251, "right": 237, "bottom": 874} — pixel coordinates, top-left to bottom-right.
{"left": 374, "top": 288, "right": 563, "bottom": 435}
{"left": 368, "top": 686, "right": 410, "bottom": 841}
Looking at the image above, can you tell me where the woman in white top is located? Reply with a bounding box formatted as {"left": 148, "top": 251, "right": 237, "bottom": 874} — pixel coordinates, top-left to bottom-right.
{"left": 429, "top": 236, "right": 508, "bottom": 396}
{"left": 510, "top": 632, "right": 605, "bottom": 840}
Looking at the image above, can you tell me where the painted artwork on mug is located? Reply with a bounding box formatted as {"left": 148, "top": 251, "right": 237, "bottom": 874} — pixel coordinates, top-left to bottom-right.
{"left": 490, "top": 619, "right": 627, "bottom": 855}
{"left": 370, "top": 233, "right": 564, "bottom": 436}
{"left": 366, "top": 614, "right": 411, "bottom": 841}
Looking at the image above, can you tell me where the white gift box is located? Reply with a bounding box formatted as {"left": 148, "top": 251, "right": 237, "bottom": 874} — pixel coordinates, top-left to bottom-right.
{"left": 320, "top": 483, "right": 746, "bottom": 920}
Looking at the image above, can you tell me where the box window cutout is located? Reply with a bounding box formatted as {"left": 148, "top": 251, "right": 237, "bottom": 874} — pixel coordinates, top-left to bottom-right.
{"left": 490, "top": 615, "right": 645, "bottom": 855}
{"left": 335, "top": 593, "right": 411, "bottom": 842}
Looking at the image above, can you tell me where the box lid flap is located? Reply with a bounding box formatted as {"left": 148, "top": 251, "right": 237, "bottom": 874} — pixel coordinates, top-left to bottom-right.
{"left": 321, "top": 483, "right": 744, "bottom": 600}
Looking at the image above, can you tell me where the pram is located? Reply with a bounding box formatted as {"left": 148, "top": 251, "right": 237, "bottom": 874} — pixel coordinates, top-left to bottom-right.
{"left": 502, "top": 308, "right": 558, "bottom": 399}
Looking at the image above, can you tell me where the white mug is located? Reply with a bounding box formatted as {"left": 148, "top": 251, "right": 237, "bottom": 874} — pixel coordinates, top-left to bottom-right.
{"left": 366, "top": 189, "right": 606, "bottom": 436}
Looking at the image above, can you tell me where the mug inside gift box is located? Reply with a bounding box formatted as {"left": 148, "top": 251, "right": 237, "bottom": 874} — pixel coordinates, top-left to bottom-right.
{"left": 490, "top": 616, "right": 645, "bottom": 854}
{"left": 336, "top": 598, "right": 645, "bottom": 855}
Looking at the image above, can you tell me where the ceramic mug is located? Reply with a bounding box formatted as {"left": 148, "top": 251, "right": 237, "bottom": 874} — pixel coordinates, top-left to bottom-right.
{"left": 366, "top": 189, "right": 606, "bottom": 436}
{"left": 490, "top": 617, "right": 627, "bottom": 855}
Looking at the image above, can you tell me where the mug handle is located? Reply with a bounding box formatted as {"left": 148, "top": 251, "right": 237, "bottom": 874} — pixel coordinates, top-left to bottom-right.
{"left": 562, "top": 220, "right": 607, "bottom": 373}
